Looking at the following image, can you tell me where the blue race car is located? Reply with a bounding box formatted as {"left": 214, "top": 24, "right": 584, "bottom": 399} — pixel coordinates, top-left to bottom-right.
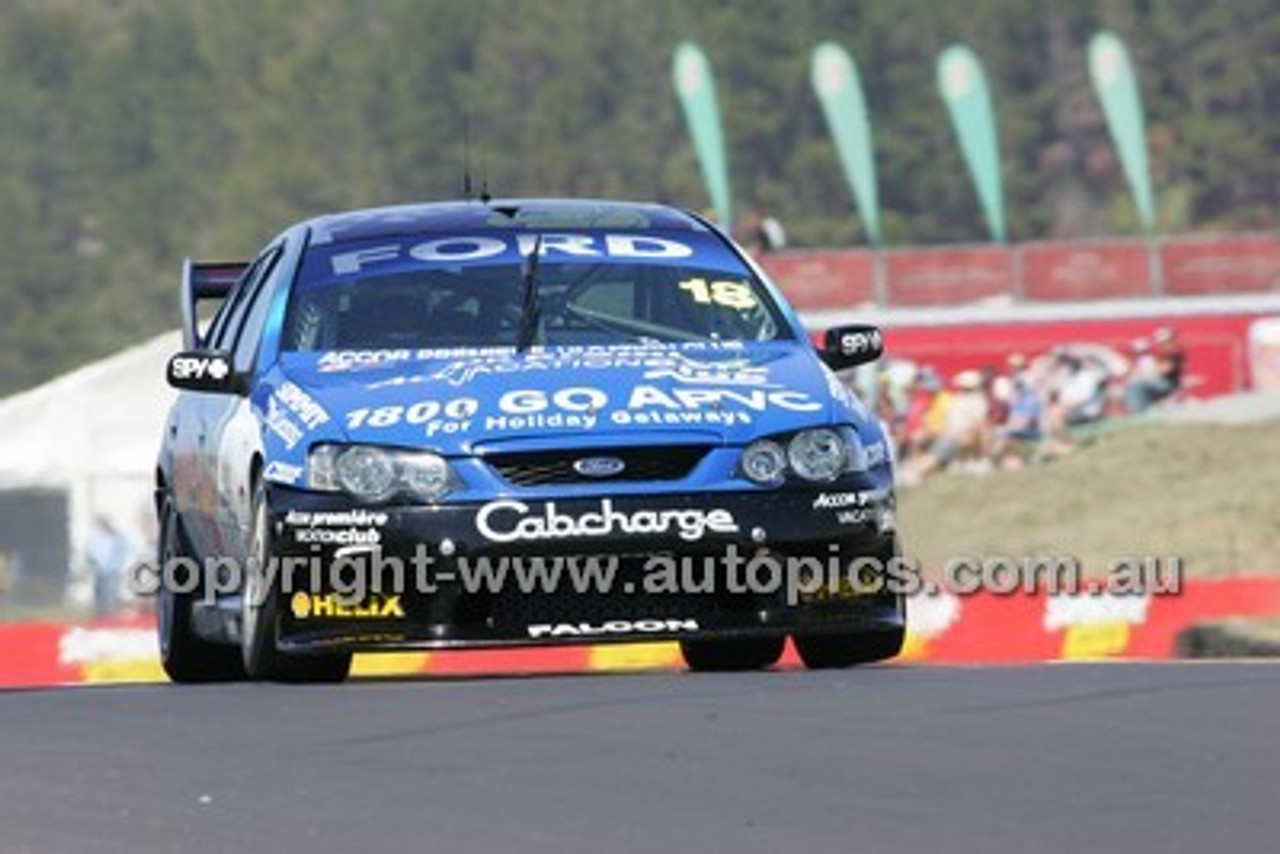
{"left": 156, "top": 199, "right": 903, "bottom": 682}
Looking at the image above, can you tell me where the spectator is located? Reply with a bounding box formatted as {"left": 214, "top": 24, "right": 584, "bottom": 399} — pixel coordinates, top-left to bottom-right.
{"left": 991, "top": 370, "right": 1046, "bottom": 469}
{"left": 86, "top": 515, "right": 130, "bottom": 617}
{"left": 757, "top": 215, "right": 787, "bottom": 253}
{"left": 990, "top": 352, "right": 1026, "bottom": 422}
{"left": 1124, "top": 326, "right": 1185, "bottom": 413}
{"left": 894, "top": 339, "right": 1183, "bottom": 484}
{"left": 1129, "top": 337, "right": 1154, "bottom": 373}
{"left": 738, "top": 208, "right": 787, "bottom": 257}
{"left": 899, "top": 368, "right": 945, "bottom": 463}
{"left": 903, "top": 370, "right": 990, "bottom": 480}
{"left": 0, "top": 549, "right": 13, "bottom": 603}
{"left": 1056, "top": 352, "right": 1109, "bottom": 426}
{"left": 983, "top": 363, "right": 1011, "bottom": 429}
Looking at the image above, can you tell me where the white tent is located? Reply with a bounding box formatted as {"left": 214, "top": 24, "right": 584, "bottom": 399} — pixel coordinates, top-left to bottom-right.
{"left": 0, "top": 331, "right": 180, "bottom": 606}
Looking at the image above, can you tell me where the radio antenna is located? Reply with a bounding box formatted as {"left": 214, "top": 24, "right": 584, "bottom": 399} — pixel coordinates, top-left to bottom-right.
{"left": 480, "top": 150, "right": 492, "bottom": 204}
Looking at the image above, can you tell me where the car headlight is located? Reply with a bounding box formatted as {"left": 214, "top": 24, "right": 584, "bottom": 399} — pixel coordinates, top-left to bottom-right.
{"left": 307, "top": 445, "right": 455, "bottom": 502}
{"left": 788, "top": 428, "right": 847, "bottom": 482}
{"left": 741, "top": 439, "right": 788, "bottom": 486}
{"left": 336, "top": 446, "right": 397, "bottom": 500}
{"left": 399, "top": 452, "right": 451, "bottom": 500}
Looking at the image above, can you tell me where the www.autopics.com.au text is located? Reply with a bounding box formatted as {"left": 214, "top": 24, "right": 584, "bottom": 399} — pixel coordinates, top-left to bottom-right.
{"left": 129, "top": 546, "right": 1185, "bottom": 609}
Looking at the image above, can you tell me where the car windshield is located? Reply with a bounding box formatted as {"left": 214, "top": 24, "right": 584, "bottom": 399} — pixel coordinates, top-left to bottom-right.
{"left": 283, "top": 229, "right": 790, "bottom": 351}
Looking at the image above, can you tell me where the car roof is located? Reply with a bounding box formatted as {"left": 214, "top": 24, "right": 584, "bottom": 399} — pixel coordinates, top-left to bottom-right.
{"left": 304, "top": 198, "right": 712, "bottom": 246}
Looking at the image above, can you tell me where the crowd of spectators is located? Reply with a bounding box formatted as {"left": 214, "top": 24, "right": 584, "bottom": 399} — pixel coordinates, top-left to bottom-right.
{"left": 869, "top": 326, "right": 1187, "bottom": 485}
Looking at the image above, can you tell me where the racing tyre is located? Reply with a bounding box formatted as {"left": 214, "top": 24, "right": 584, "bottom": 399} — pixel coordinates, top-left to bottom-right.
{"left": 680, "top": 636, "right": 786, "bottom": 672}
{"left": 793, "top": 627, "right": 904, "bottom": 670}
{"left": 241, "top": 480, "right": 352, "bottom": 683}
{"left": 156, "top": 494, "right": 246, "bottom": 683}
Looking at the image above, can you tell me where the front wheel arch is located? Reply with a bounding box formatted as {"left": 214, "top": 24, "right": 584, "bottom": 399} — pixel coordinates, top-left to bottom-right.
{"left": 239, "top": 476, "right": 350, "bottom": 683}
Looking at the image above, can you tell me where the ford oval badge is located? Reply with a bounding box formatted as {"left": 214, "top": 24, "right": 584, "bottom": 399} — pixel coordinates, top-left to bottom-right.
{"left": 573, "top": 456, "right": 626, "bottom": 478}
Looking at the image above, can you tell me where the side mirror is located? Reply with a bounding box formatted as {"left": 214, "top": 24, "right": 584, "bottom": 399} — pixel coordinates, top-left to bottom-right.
{"left": 166, "top": 351, "right": 240, "bottom": 394}
{"left": 820, "top": 324, "right": 885, "bottom": 371}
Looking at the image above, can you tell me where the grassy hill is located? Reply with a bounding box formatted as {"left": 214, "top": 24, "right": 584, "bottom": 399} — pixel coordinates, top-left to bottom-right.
{"left": 897, "top": 419, "right": 1280, "bottom": 580}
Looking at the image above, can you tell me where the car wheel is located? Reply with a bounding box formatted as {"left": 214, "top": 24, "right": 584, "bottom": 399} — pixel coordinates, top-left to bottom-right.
{"left": 680, "top": 636, "right": 786, "bottom": 672}
{"left": 156, "top": 494, "right": 246, "bottom": 683}
{"left": 240, "top": 479, "right": 352, "bottom": 684}
{"left": 793, "top": 627, "right": 904, "bottom": 670}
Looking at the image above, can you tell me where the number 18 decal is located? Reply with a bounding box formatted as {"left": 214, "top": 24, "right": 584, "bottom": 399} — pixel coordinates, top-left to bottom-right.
{"left": 678, "top": 277, "right": 758, "bottom": 310}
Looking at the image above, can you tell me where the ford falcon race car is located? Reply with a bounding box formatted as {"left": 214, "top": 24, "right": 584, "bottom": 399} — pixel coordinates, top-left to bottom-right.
{"left": 155, "top": 198, "right": 903, "bottom": 683}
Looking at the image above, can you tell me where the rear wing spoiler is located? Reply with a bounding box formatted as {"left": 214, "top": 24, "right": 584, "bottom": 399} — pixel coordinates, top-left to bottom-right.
{"left": 181, "top": 258, "right": 249, "bottom": 349}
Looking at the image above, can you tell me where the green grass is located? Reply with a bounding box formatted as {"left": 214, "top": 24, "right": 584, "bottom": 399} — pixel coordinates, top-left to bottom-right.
{"left": 897, "top": 419, "right": 1280, "bottom": 579}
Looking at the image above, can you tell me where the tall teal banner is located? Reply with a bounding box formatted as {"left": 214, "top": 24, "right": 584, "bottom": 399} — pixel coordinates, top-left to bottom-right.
{"left": 1089, "top": 31, "right": 1156, "bottom": 232}
{"left": 672, "top": 42, "right": 732, "bottom": 228}
{"left": 810, "top": 42, "right": 881, "bottom": 245}
{"left": 937, "top": 44, "right": 1006, "bottom": 242}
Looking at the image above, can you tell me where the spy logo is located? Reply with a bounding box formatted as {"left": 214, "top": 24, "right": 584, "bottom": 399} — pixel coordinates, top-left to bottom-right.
{"left": 169, "top": 354, "right": 232, "bottom": 382}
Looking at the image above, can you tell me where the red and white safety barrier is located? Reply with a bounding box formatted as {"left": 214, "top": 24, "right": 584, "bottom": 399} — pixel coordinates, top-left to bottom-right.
{"left": 2, "top": 578, "right": 1277, "bottom": 688}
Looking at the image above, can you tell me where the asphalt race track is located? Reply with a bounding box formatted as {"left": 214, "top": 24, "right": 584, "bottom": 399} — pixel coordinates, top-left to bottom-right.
{"left": 1, "top": 662, "right": 1277, "bottom": 853}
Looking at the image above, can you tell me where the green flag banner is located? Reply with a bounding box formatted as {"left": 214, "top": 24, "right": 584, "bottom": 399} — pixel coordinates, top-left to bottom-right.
{"left": 1089, "top": 31, "right": 1156, "bottom": 232}
{"left": 672, "top": 42, "right": 732, "bottom": 228}
{"left": 937, "top": 44, "right": 1006, "bottom": 242}
{"left": 810, "top": 42, "right": 881, "bottom": 245}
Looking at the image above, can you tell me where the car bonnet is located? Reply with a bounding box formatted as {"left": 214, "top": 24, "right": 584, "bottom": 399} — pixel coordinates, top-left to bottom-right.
{"left": 259, "top": 341, "right": 873, "bottom": 459}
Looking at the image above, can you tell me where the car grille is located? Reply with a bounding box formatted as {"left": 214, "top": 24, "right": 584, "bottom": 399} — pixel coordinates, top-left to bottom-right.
{"left": 484, "top": 445, "right": 712, "bottom": 487}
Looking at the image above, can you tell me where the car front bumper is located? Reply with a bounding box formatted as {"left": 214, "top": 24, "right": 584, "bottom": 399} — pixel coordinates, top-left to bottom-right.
{"left": 265, "top": 485, "right": 904, "bottom": 652}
